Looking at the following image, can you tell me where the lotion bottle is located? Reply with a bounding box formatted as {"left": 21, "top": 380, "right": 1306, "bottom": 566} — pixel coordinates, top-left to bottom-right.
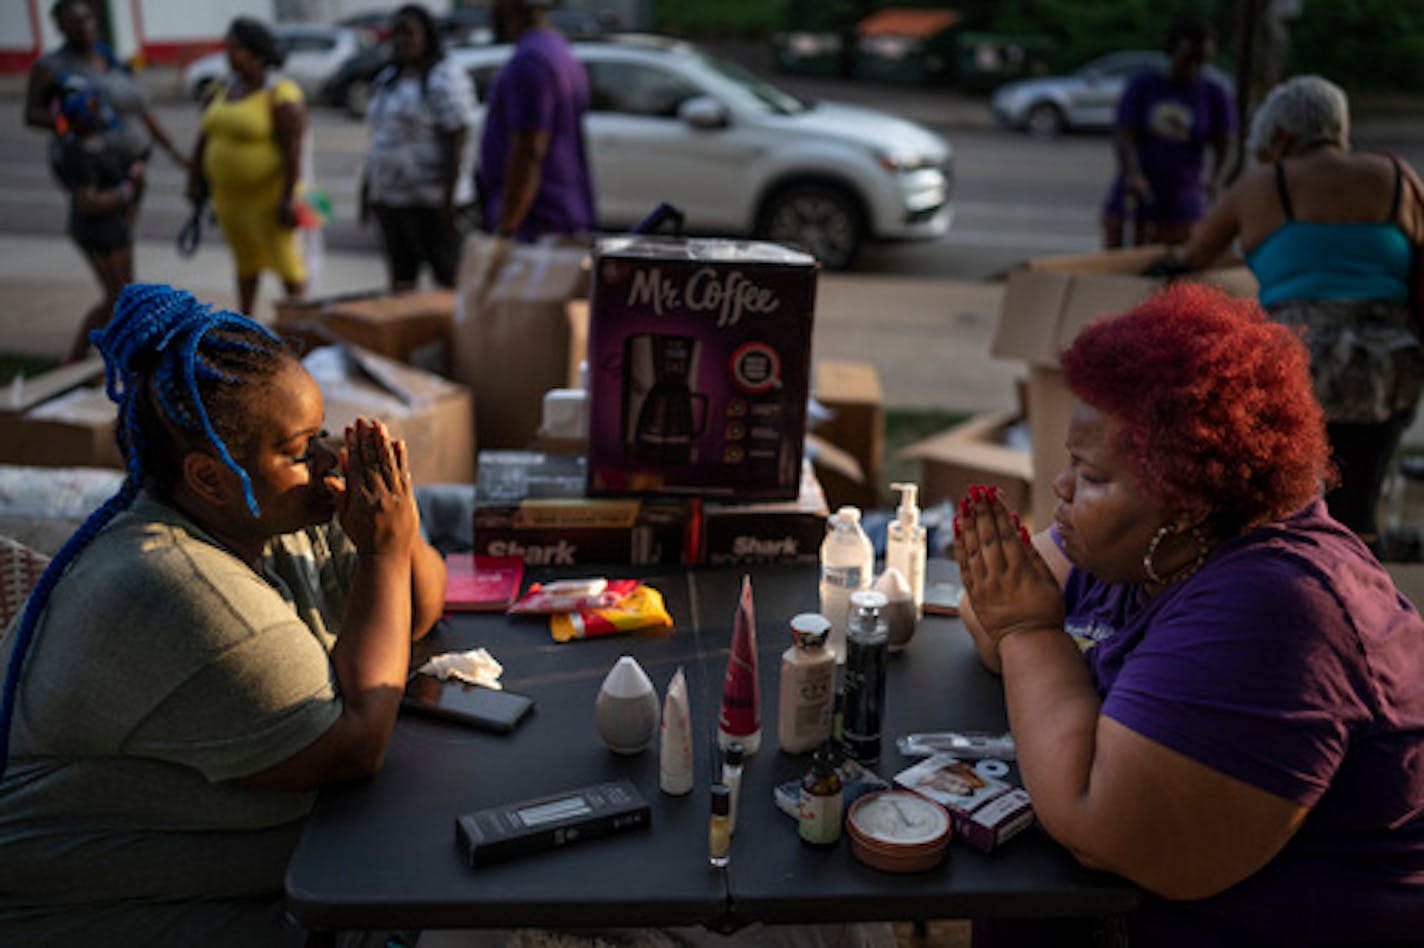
{"left": 885, "top": 482, "right": 927, "bottom": 618}
{"left": 778, "top": 613, "right": 835, "bottom": 754}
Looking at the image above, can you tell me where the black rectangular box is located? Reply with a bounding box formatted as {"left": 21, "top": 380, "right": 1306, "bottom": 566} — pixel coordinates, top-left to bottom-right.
{"left": 698, "top": 460, "right": 828, "bottom": 565}
{"left": 473, "top": 451, "right": 692, "bottom": 565}
{"left": 455, "top": 779, "right": 652, "bottom": 866}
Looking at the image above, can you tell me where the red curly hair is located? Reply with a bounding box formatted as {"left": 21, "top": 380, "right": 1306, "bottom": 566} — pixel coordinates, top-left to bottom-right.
{"left": 1060, "top": 282, "right": 1330, "bottom": 536}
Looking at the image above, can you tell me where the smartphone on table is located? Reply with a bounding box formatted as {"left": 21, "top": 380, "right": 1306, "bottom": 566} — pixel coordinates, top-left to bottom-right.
{"left": 401, "top": 675, "right": 535, "bottom": 733}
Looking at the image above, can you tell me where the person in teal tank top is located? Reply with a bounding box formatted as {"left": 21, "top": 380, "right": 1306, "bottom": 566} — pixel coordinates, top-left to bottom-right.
{"left": 1174, "top": 75, "right": 1424, "bottom": 552}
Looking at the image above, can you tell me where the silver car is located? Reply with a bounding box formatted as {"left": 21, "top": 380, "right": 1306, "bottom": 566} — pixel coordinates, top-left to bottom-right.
{"left": 182, "top": 24, "right": 370, "bottom": 102}
{"left": 991, "top": 49, "right": 1234, "bottom": 139}
{"left": 453, "top": 35, "right": 953, "bottom": 269}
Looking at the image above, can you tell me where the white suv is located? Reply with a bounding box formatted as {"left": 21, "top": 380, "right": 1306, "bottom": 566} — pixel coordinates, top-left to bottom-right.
{"left": 452, "top": 35, "right": 953, "bottom": 269}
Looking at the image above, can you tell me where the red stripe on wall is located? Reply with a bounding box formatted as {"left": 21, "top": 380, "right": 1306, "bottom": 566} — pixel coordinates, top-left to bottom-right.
{"left": 0, "top": 50, "right": 41, "bottom": 72}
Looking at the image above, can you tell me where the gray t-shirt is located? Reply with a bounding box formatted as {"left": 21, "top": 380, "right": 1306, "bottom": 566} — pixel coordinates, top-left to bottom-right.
{"left": 0, "top": 494, "right": 347, "bottom": 945}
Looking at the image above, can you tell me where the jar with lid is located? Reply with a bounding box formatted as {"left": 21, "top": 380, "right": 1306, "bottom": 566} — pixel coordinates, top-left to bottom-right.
{"left": 778, "top": 613, "right": 835, "bottom": 754}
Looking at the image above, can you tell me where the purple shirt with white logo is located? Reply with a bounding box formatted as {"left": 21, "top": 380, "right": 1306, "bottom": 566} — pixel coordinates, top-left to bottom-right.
{"left": 1104, "top": 68, "right": 1235, "bottom": 224}
{"left": 478, "top": 28, "right": 595, "bottom": 239}
{"left": 1061, "top": 500, "right": 1424, "bottom": 944}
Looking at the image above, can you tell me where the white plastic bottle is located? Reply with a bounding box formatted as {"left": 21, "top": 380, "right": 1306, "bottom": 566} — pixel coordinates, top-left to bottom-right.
{"left": 885, "top": 482, "right": 927, "bottom": 618}
{"left": 818, "top": 506, "right": 873, "bottom": 664}
{"left": 778, "top": 613, "right": 835, "bottom": 754}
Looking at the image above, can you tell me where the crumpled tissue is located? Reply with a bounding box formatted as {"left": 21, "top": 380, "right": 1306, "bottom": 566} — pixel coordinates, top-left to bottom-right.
{"left": 415, "top": 648, "right": 504, "bottom": 689}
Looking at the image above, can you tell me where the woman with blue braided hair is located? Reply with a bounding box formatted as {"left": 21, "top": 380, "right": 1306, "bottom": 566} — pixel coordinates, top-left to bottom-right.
{"left": 0, "top": 283, "right": 446, "bottom": 944}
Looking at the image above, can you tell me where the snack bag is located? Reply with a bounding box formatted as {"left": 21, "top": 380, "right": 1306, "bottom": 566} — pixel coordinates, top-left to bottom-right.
{"left": 507, "top": 578, "right": 638, "bottom": 615}
{"left": 550, "top": 584, "right": 673, "bottom": 643}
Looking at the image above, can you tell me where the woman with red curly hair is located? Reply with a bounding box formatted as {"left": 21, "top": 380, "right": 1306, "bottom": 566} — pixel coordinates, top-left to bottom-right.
{"left": 957, "top": 283, "right": 1424, "bottom": 946}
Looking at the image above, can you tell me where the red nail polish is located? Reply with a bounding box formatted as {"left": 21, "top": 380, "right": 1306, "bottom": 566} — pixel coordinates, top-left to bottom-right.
{"left": 958, "top": 497, "right": 970, "bottom": 517}
{"left": 1019, "top": 526, "right": 1031, "bottom": 546}
{"left": 953, "top": 513, "right": 961, "bottom": 535}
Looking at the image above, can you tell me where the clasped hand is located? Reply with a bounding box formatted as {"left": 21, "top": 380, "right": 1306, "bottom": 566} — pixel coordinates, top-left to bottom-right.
{"left": 952, "top": 487, "right": 1065, "bottom": 657}
{"left": 324, "top": 418, "right": 419, "bottom": 557}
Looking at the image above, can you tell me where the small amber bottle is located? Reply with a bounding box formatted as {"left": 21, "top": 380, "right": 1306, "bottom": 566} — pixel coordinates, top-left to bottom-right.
{"left": 708, "top": 783, "right": 731, "bottom": 867}
{"left": 797, "top": 743, "right": 843, "bottom": 846}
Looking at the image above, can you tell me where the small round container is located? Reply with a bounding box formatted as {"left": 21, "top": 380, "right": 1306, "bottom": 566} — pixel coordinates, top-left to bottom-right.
{"left": 846, "top": 790, "right": 952, "bottom": 873}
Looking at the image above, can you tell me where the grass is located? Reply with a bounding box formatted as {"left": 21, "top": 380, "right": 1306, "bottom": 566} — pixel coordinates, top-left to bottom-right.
{"left": 0, "top": 353, "right": 59, "bottom": 387}
{"left": 879, "top": 407, "right": 969, "bottom": 510}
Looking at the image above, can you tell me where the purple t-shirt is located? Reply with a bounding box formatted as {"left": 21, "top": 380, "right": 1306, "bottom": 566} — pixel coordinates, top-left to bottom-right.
{"left": 478, "top": 29, "right": 596, "bottom": 239}
{"left": 1063, "top": 500, "right": 1424, "bottom": 944}
{"left": 1104, "top": 68, "right": 1235, "bottom": 223}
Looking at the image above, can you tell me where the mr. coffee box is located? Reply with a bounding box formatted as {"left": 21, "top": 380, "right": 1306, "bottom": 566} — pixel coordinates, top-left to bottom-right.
{"left": 893, "top": 752, "right": 1034, "bottom": 852}
{"left": 585, "top": 237, "right": 818, "bottom": 500}
{"left": 473, "top": 451, "right": 691, "bottom": 566}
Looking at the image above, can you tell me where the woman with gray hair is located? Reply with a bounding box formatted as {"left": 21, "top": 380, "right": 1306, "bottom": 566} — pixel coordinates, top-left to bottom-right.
{"left": 1178, "top": 74, "right": 1424, "bottom": 553}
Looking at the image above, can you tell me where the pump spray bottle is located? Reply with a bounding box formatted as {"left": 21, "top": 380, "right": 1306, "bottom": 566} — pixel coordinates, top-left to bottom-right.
{"left": 886, "top": 483, "right": 927, "bottom": 618}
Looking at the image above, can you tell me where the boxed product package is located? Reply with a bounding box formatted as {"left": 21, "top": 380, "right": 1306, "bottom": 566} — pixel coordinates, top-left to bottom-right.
{"left": 992, "top": 246, "right": 1257, "bottom": 527}
{"left": 699, "top": 459, "right": 828, "bottom": 565}
{"left": 585, "top": 237, "right": 818, "bottom": 500}
{"left": 0, "top": 358, "right": 120, "bottom": 470}
{"left": 893, "top": 752, "right": 1034, "bottom": 853}
{"left": 472, "top": 450, "right": 691, "bottom": 566}
{"left": 303, "top": 344, "right": 475, "bottom": 485}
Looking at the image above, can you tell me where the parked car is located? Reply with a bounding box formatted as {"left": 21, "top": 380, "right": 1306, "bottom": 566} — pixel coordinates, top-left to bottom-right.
{"left": 439, "top": 7, "right": 606, "bottom": 45}
{"left": 324, "top": 11, "right": 607, "bottom": 120}
{"left": 991, "top": 49, "right": 1235, "bottom": 138}
{"left": 450, "top": 35, "right": 953, "bottom": 269}
{"left": 336, "top": 10, "right": 395, "bottom": 43}
{"left": 181, "top": 24, "right": 370, "bottom": 102}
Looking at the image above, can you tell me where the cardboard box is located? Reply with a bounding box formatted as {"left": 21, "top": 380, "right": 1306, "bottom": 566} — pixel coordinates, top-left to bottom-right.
{"left": 585, "top": 237, "right": 818, "bottom": 500}
{"left": 898, "top": 410, "right": 1033, "bottom": 524}
{"left": 473, "top": 451, "right": 691, "bottom": 566}
{"left": 0, "top": 358, "right": 120, "bottom": 470}
{"left": 811, "top": 360, "right": 883, "bottom": 509}
{"left": 303, "top": 344, "right": 476, "bottom": 485}
{"left": 992, "top": 247, "right": 1258, "bottom": 528}
{"left": 699, "top": 459, "right": 829, "bottom": 565}
{"left": 451, "top": 237, "right": 591, "bottom": 452}
{"left": 276, "top": 289, "right": 455, "bottom": 372}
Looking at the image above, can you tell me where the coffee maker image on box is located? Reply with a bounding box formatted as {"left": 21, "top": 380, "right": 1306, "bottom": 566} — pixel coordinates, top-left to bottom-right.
{"left": 621, "top": 333, "right": 708, "bottom": 465}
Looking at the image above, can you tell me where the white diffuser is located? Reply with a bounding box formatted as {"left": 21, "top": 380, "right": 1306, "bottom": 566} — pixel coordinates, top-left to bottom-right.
{"left": 875, "top": 567, "right": 918, "bottom": 652}
{"left": 595, "top": 655, "right": 660, "bottom": 754}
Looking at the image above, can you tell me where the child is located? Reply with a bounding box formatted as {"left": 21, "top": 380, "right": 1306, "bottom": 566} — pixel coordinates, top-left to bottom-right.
{"left": 50, "top": 78, "right": 143, "bottom": 361}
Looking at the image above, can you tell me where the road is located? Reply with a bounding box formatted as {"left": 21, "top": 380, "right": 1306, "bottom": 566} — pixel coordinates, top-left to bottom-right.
{"left": 0, "top": 89, "right": 1418, "bottom": 281}
{"left": 0, "top": 99, "right": 1110, "bottom": 280}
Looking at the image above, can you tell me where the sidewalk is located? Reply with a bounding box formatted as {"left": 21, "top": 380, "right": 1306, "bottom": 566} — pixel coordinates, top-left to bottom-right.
{"left": 0, "top": 233, "right": 1021, "bottom": 416}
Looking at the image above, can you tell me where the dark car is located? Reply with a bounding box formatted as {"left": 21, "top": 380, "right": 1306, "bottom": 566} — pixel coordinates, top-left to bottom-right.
{"left": 322, "top": 41, "right": 391, "bottom": 118}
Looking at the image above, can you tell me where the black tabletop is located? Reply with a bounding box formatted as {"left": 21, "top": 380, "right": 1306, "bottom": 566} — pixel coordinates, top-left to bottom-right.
{"left": 284, "top": 563, "right": 1139, "bottom": 933}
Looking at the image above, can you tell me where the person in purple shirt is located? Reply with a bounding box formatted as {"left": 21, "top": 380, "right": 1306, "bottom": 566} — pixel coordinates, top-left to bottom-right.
{"left": 478, "top": 0, "right": 595, "bottom": 241}
{"left": 1103, "top": 15, "right": 1235, "bottom": 248}
{"left": 956, "top": 283, "right": 1424, "bottom": 947}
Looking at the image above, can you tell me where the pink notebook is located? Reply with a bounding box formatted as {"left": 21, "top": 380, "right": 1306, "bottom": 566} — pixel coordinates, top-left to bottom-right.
{"left": 444, "top": 554, "right": 525, "bottom": 612}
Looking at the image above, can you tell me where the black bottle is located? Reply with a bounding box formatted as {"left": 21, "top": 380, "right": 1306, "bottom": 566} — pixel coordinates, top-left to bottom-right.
{"left": 841, "top": 590, "right": 889, "bottom": 766}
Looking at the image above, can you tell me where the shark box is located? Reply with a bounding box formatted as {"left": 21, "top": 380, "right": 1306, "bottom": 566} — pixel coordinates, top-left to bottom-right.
{"left": 586, "top": 237, "right": 818, "bottom": 501}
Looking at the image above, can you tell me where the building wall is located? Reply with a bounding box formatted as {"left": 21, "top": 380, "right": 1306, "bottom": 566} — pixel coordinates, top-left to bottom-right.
{"left": 1, "top": 0, "right": 275, "bottom": 73}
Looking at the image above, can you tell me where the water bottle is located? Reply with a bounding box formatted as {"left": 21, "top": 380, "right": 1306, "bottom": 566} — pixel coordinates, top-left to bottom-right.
{"left": 841, "top": 590, "right": 889, "bottom": 766}
{"left": 818, "top": 505, "right": 873, "bottom": 665}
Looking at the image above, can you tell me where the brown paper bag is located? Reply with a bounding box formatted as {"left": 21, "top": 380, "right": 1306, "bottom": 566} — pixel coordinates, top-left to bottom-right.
{"left": 452, "top": 235, "right": 590, "bottom": 451}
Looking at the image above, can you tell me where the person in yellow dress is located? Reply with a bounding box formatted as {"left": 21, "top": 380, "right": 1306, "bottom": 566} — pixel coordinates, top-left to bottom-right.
{"left": 186, "top": 17, "right": 306, "bottom": 316}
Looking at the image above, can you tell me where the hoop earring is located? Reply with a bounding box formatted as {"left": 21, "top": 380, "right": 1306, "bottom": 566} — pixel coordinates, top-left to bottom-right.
{"left": 1143, "top": 524, "right": 1208, "bottom": 586}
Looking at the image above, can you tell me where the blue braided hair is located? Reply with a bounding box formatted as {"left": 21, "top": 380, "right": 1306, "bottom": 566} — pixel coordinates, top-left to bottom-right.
{"left": 0, "top": 283, "right": 291, "bottom": 777}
